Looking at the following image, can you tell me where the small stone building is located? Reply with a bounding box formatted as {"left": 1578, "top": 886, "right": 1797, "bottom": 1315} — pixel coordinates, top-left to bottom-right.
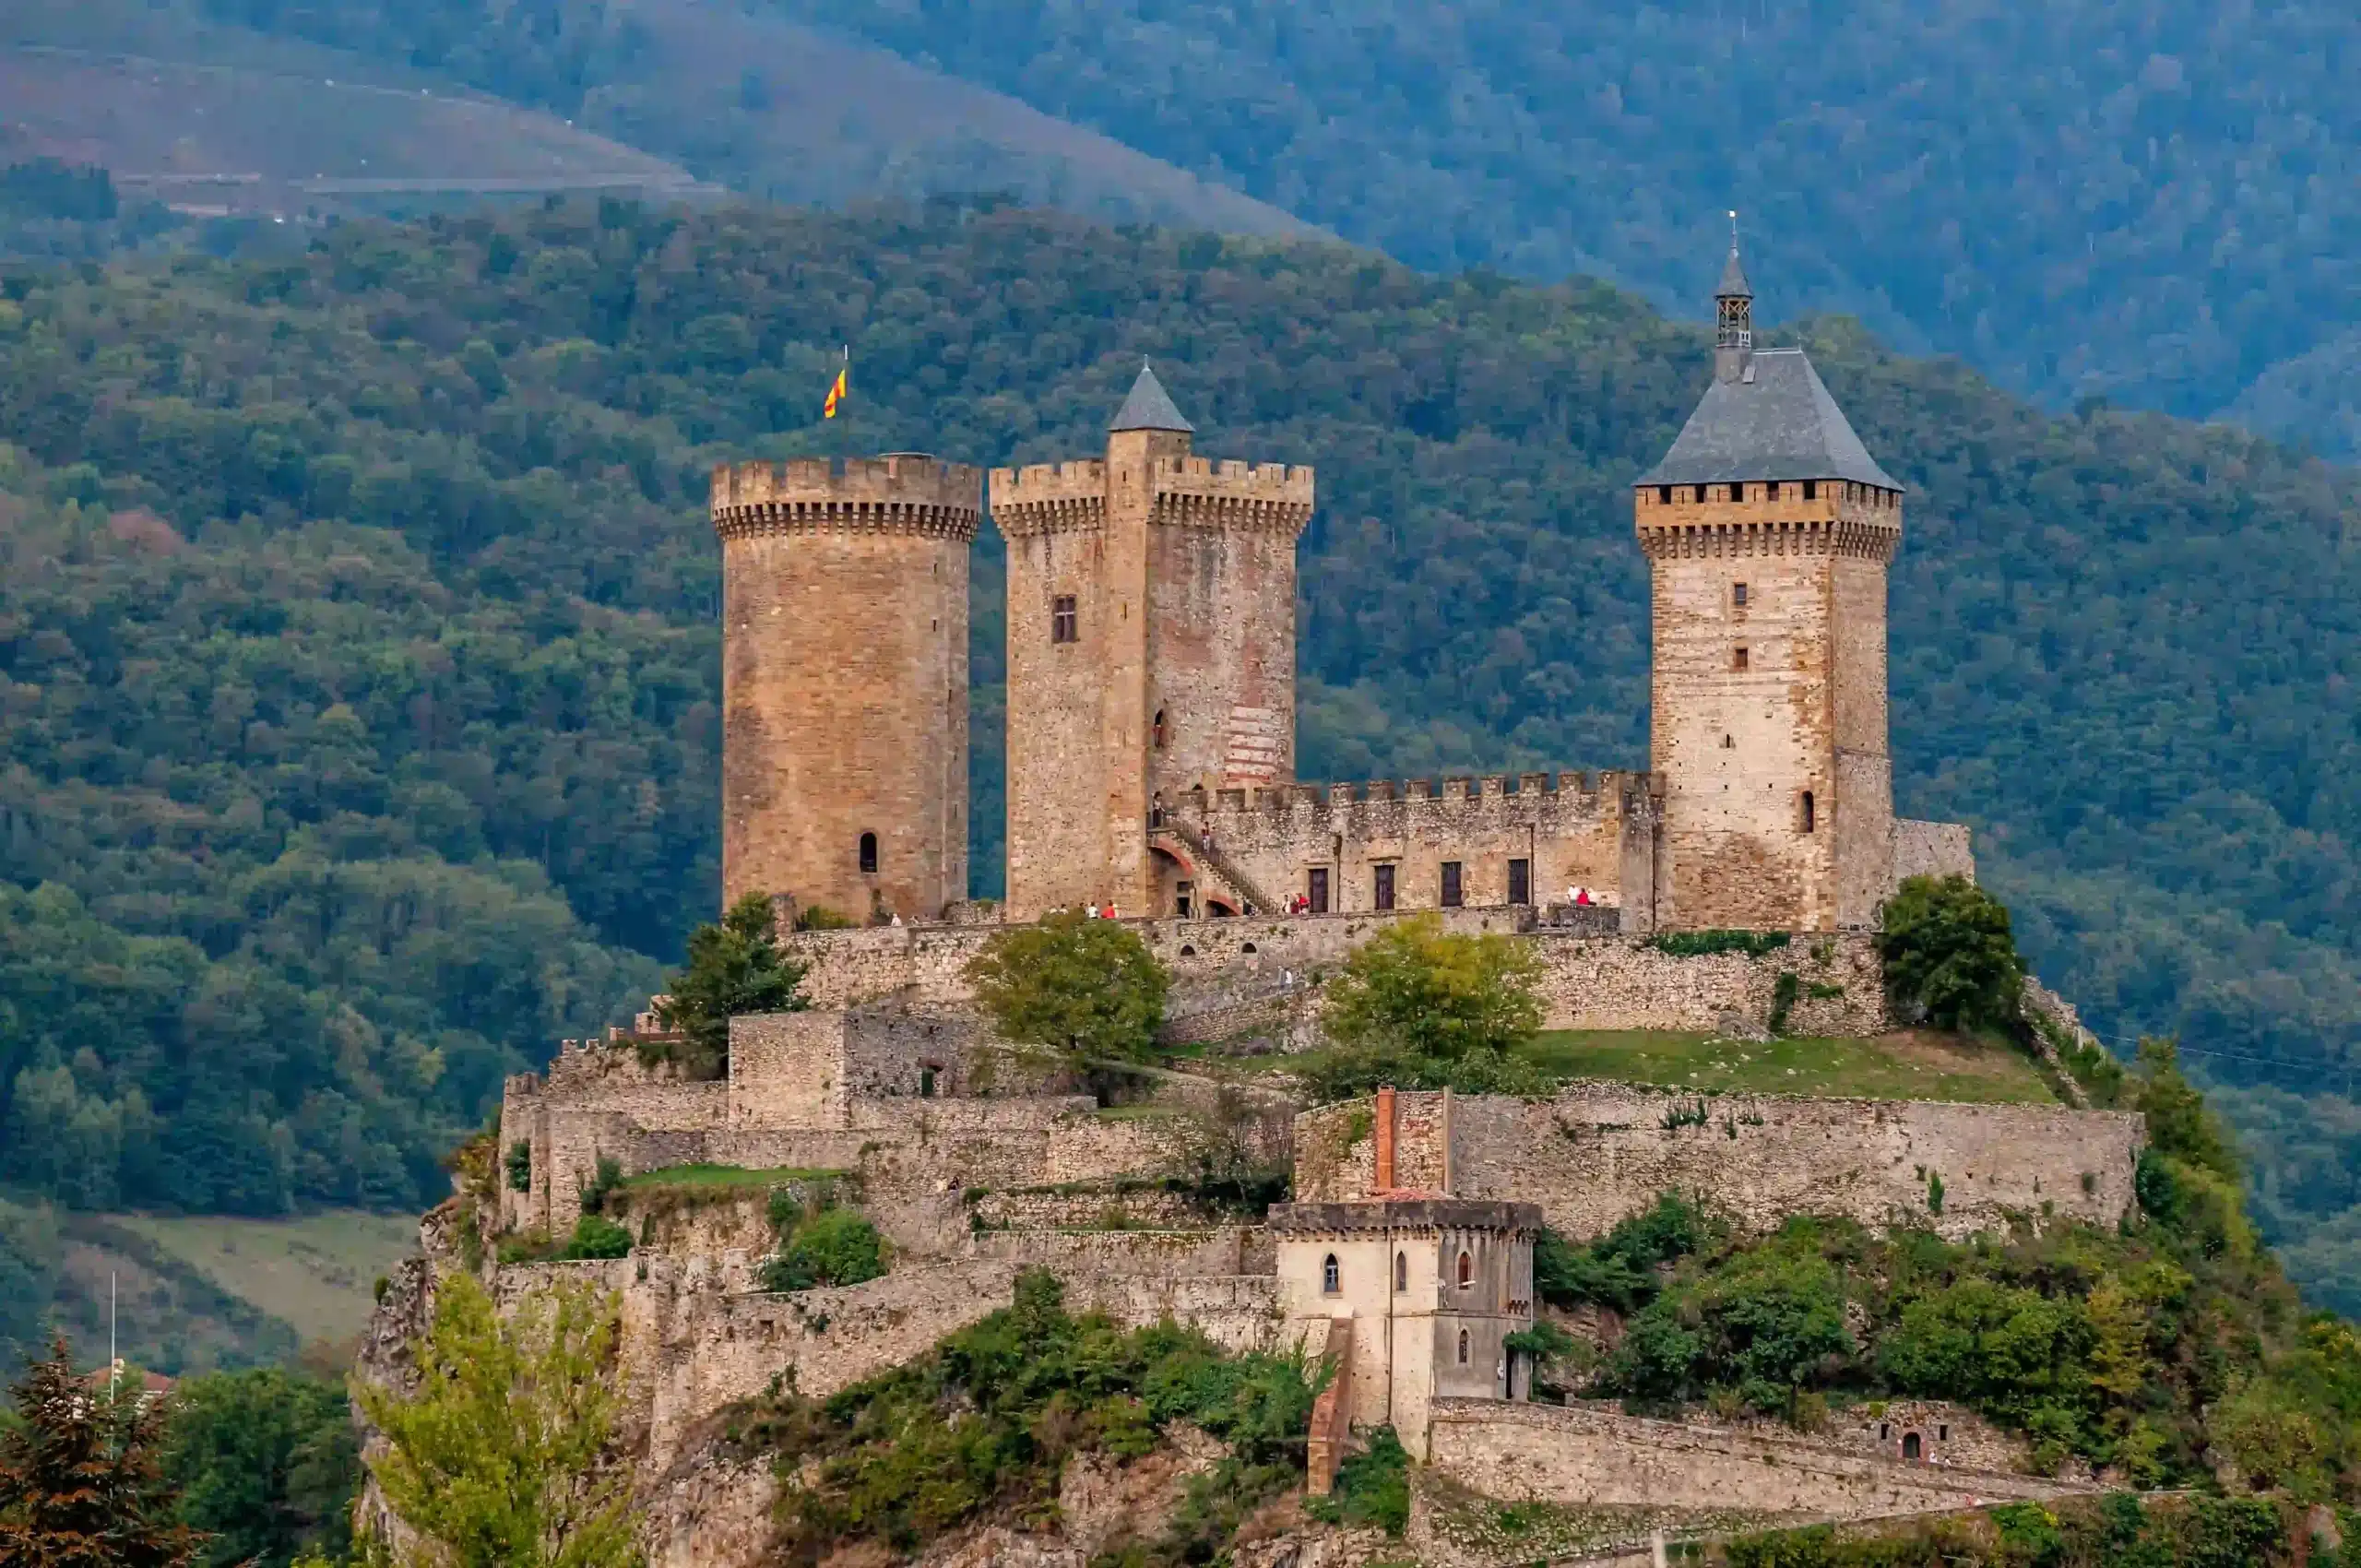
{"left": 1270, "top": 1195, "right": 1542, "bottom": 1458}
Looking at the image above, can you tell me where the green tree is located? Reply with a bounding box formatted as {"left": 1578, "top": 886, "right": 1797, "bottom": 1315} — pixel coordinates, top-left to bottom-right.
{"left": 0, "top": 1336, "right": 205, "bottom": 1568}
{"left": 1876, "top": 875, "right": 2025, "bottom": 1032}
{"left": 353, "top": 1274, "right": 638, "bottom": 1568}
{"left": 963, "top": 910, "right": 1169, "bottom": 1067}
{"left": 162, "top": 1367, "right": 360, "bottom": 1568}
{"left": 653, "top": 893, "right": 810, "bottom": 1079}
{"left": 1321, "top": 914, "right": 1544, "bottom": 1063}
{"left": 758, "top": 1208, "right": 886, "bottom": 1292}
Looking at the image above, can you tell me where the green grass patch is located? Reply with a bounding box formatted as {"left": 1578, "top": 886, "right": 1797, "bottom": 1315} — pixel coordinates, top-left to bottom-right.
{"left": 1216, "top": 1028, "right": 2054, "bottom": 1105}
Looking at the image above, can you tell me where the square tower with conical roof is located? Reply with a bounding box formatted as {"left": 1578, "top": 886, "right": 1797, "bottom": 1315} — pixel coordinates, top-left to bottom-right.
{"left": 1634, "top": 243, "right": 1904, "bottom": 931}
{"left": 991, "top": 365, "right": 1314, "bottom": 920}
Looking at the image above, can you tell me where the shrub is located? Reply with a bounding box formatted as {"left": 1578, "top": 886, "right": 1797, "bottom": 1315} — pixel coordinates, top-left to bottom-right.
{"left": 1649, "top": 930, "right": 1791, "bottom": 958}
{"left": 652, "top": 891, "right": 812, "bottom": 1077}
{"left": 562, "top": 1214, "right": 633, "bottom": 1260}
{"left": 760, "top": 1207, "right": 886, "bottom": 1291}
{"left": 577, "top": 1155, "right": 622, "bottom": 1217}
{"left": 964, "top": 909, "right": 1170, "bottom": 1068}
{"left": 505, "top": 1139, "right": 532, "bottom": 1193}
{"left": 1534, "top": 1194, "right": 1718, "bottom": 1313}
{"left": 794, "top": 905, "right": 859, "bottom": 932}
{"left": 1605, "top": 1224, "right": 1854, "bottom": 1416}
{"left": 1876, "top": 874, "right": 2024, "bottom": 1031}
{"left": 1768, "top": 969, "right": 1801, "bottom": 1034}
{"left": 1321, "top": 913, "right": 1544, "bottom": 1063}
{"left": 1305, "top": 1424, "right": 1410, "bottom": 1536}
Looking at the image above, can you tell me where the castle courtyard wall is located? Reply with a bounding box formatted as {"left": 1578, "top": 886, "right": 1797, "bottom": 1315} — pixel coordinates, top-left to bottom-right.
{"left": 1425, "top": 1400, "right": 2084, "bottom": 1521}
{"left": 1297, "top": 1088, "right": 2142, "bottom": 1242}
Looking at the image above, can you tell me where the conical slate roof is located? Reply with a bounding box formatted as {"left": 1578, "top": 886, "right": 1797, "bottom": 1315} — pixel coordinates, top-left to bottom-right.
{"left": 1637, "top": 348, "right": 1902, "bottom": 490}
{"left": 1109, "top": 362, "right": 1194, "bottom": 434}
{"left": 1716, "top": 246, "right": 1753, "bottom": 299}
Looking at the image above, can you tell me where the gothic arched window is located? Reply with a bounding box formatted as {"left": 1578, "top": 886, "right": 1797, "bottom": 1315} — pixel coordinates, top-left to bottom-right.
{"left": 1322, "top": 1253, "right": 1340, "bottom": 1295}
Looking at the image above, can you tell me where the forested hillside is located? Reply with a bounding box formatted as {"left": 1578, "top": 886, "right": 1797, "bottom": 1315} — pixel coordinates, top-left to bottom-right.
{"left": 176, "top": 0, "right": 2361, "bottom": 453}
{"left": 2, "top": 200, "right": 2359, "bottom": 1307}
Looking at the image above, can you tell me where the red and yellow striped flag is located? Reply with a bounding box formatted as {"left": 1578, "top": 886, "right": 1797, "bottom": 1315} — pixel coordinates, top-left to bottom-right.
{"left": 823, "top": 359, "right": 848, "bottom": 419}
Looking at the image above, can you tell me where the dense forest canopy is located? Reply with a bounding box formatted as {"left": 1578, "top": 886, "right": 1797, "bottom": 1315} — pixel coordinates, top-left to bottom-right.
{"left": 174, "top": 0, "right": 2361, "bottom": 457}
{"left": 1, "top": 199, "right": 2359, "bottom": 1309}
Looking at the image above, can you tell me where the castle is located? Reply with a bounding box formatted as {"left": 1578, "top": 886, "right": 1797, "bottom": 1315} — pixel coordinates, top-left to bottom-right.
{"left": 370, "top": 250, "right": 2119, "bottom": 1568}
{"left": 711, "top": 244, "right": 1970, "bottom": 933}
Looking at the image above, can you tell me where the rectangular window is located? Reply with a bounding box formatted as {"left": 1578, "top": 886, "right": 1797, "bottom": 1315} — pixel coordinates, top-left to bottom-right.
{"left": 1175, "top": 881, "right": 1193, "bottom": 919}
{"left": 1733, "top": 646, "right": 1750, "bottom": 672}
{"left": 1308, "top": 867, "right": 1330, "bottom": 914}
{"left": 1050, "top": 595, "right": 1077, "bottom": 644}
{"left": 1733, "top": 581, "right": 1749, "bottom": 607}
{"left": 1441, "top": 861, "right": 1464, "bottom": 908}
{"left": 1728, "top": 482, "right": 1745, "bottom": 502}
{"left": 1656, "top": 484, "right": 1673, "bottom": 505}
{"left": 1803, "top": 480, "right": 1818, "bottom": 500}
{"left": 1508, "top": 859, "right": 1531, "bottom": 906}
{"left": 1373, "top": 863, "right": 1395, "bottom": 911}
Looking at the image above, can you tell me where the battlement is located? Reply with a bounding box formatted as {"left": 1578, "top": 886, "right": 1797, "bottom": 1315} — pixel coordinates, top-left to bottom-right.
{"left": 710, "top": 455, "right": 982, "bottom": 540}
{"left": 1632, "top": 480, "right": 1900, "bottom": 564}
{"left": 1191, "top": 769, "right": 1659, "bottom": 818}
{"left": 989, "top": 460, "right": 1110, "bottom": 537}
{"left": 1150, "top": 455, "right": 1315, "bottom": 532}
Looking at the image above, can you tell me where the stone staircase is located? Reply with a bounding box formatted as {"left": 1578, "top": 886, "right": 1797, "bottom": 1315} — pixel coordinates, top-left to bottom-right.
{"left": 1148, "top": 826, "right": 1278, "bottom": 916}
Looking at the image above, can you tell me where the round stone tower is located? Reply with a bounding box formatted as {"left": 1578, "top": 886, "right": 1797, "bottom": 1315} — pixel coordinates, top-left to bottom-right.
{"left": 710, "top": 454, "right": 979, "bottom": 923}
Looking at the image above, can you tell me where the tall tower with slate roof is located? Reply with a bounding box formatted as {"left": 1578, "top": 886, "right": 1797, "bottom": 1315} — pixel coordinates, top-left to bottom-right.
{"left": 992, "top": 364, "right": 1314, "bottom": 921}
{"left": 1633, "top": 240, "right": 1906, "bottom": 931}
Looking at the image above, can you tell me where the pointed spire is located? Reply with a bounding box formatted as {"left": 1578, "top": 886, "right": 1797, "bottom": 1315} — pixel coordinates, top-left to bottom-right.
{"left": 1714, "top": 211, "right": 1754, "bottom": 384}
{"left": 1109, "top": 361, "right": 1194, "bottom": 434}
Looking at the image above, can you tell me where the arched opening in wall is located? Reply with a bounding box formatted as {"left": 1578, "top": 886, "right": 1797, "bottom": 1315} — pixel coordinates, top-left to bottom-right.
{"left": 1457, "top": 1251, "right": 1473, "bottom": 1289}
{"left": 1394, "top": 1252, "right": 1407, "bottom": 1292}
{"left": 1241, "top": 942, "right": 1257, "bottom": 954}
{"left": 1800, "top": 791, "right": 1816, "bottom": 834}
{"left": 919, "top": 1066, "right": 937, "bottom": 1099}
{"left": 1153, "top": 708, "right": 1168, "bottom": 749}
{"left": 1180, "top": 944, "right": 1196, "bottom": 956}
{"left": 1322, "top": 1253, "right": 1340, "bottom": 1295}
{"left": 1457, "top": 1329, "right": 1470, "bottom": 1365}
{"left": 1207, "top": 900, "right": 1237, "bottom": 918}
{"left": 859, "top": 831, "right": 878, "bottom": 873}
{"left": 1902, "top": 1431, "right": 1922, "bottom": 1461}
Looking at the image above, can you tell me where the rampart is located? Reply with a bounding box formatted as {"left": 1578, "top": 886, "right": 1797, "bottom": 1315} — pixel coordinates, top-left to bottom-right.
{"left": 1168, "top": 771, "right": 1659, "bottom": 927}
{"left": 1425, "top": 1399, "right": 2084, "bottom": 1523}
{"left": 1147, "top": 455, "right": 1315, "bottom": 530}
{"left": 989, "top": 459, "right": 1109, "bottom": 534}
{"left": 1296, "top": 1087, "right": 2142, "bottom": 1241}
{"left": 786, "top": 916, "right": 1894, "bottom": 1039}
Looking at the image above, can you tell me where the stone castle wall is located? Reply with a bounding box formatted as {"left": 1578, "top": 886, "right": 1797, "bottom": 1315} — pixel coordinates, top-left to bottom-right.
{"left": 1892, "top": 820, "right": 1976, "bottom": 885}
{"left": 712, "top": 455, "right": 976, "bottom": 921}
{"left": 1168, "top": 771, "right": 1659, "bottom": 926}
{"left": 1425, "top": 1400, "right": 2084, "bottom": 1522}
{"left": 1298, "top": 1087, "right": 2142, "bottom": 1242}
{"left": 787, "top": 915, "right": 1894, "bottom": 1037}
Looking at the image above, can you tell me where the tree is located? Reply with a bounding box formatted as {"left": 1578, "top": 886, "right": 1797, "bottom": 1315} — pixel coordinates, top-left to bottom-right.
{"left": 1321, "top": 914, "right": 1544, "bottom": 1063}
{"left": 1875, "top": 875, "right": 2025, "bottom": 1032}
{"left": 353, "top": 1274, "right": 638, "bottom": 1568}
{"left": 0, "top": 1336, "right": 205, "bottom": 1568}
{"left": 653, "top": 893, "right": 810, "bottom": 1078}
{"left": 162, "top": 1367, "right": 360, "bottom": 1568}
{"left": 963, "top": 910, "right": 1169, "bottom": 1067}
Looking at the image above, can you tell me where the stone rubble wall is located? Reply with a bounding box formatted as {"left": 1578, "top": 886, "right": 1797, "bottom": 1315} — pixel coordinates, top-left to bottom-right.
{"left": 1892, "top": 820, "right": 1976, "bottom": 885}
{"left": 1426, "top": 1400, "right": 2088, "bottom": 1520}
{"left": 1525, "top": 932, "right": 1892, "bottom": 1035}
{"left": 1298, "top": 1087, "right": 2142, "bottom": 1242}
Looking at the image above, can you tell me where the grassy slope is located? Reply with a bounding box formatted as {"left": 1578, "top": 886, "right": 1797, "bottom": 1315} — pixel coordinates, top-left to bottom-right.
{"left": 0, "top": 2, "right": 702, "bottom": 217}
{"left": 114, "top": 1211, "right": 418, "bottom": 1348}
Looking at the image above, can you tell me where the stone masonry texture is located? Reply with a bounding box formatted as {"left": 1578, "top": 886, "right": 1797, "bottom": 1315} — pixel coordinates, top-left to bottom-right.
{"left": 711, "top": 456, "right": 978, "bottom": 922}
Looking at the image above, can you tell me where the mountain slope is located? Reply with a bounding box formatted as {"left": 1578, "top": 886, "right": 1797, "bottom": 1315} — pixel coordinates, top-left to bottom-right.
{"left": 748, "top": 0, "right": 2361, "bottom": 451}
{"left": 1, "top": 201, "right": 2358, "bottom": 1304}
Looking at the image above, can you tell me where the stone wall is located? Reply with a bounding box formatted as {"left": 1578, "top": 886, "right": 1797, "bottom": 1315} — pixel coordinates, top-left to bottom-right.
{"left": 1892, "top": 820, "right": 1976, "bottom": 885}
{"left": 1426, "top": 1400, "right": 2085, "bottom": 1519}
{"left": 1166, "top": 772, "right": 1658, "bottom": 929}
{"left": 1298, "top": 1087, "right": 2143, "bottom": 1242}
{"left": 789, "top": 918, "right": 1892, "bottom": 1038}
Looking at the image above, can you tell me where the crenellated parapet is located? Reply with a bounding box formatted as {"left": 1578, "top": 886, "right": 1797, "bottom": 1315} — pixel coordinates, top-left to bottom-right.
{"left": 1150, "top": 456, "right": 1315, "bottom": 533}
{"left": 1191, "top": 769, "right": 1660, "bottom": 823}
{"left": 711, "top": 455, "right": 982, "bottom": 541}
{"left": 1632, "top": 481, "right": 1901, "bottom": 564}
{"left": 989, "top": 460, "right": 1110, "bottom": 537}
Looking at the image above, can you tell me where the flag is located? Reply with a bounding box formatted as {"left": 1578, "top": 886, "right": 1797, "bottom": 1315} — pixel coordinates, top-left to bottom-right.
{"left": 823, "top": 356, "right": 848, "bottom": 419}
